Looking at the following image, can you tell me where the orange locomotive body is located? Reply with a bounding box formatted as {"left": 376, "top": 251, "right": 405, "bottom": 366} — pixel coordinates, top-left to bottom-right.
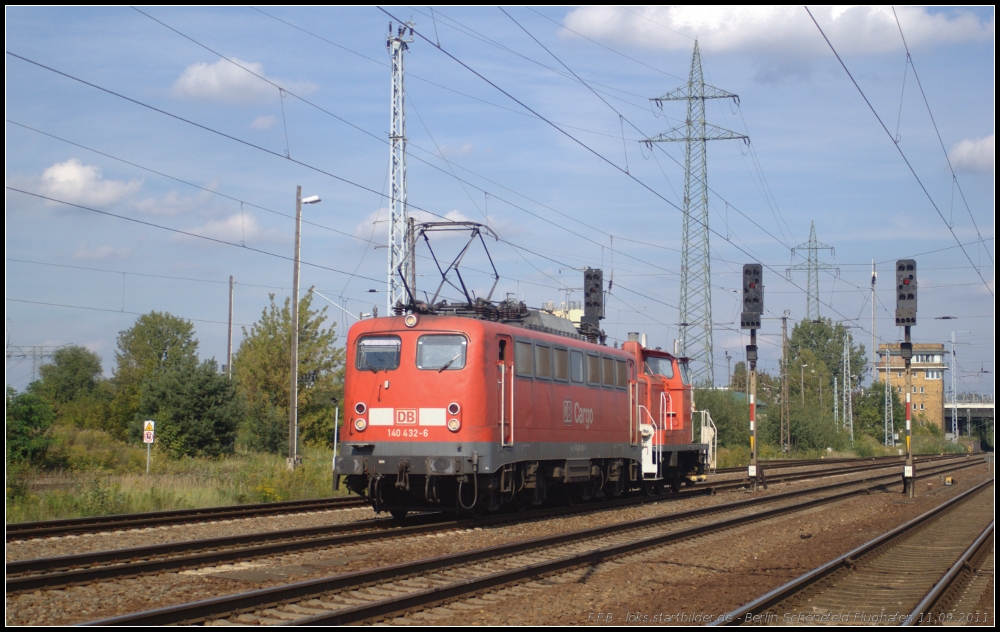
{"left": 336, "top": 313, "right": 708, "bottom": 516}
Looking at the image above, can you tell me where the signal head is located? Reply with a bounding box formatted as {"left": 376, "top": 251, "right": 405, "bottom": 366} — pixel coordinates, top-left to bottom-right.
{"left": 894, "top": 259, "right": 917, "bottom": 326}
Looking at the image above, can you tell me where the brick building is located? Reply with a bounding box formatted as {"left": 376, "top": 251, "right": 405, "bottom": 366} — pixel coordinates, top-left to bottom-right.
{"left": 876, "top": 343, "right": 947, "bottom": 429}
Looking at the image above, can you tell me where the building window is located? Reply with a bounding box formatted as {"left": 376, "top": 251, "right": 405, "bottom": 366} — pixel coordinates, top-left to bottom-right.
{"left": 912, "top": 386, "right": 917, "bottom": 393}
{"left": 920, "top": 404, "right": 925, "bottom": 410}
{"left": 920, "top": 387, "right": 925, "bottom": 393}
{"left": 897, "top": 371, "right": 902, "bottom": 378}
{"left": 912, "top": 403, "right": 917, "bottom": 410}
{"left": 897, "top": 386, "right": 902, "bottom": 393}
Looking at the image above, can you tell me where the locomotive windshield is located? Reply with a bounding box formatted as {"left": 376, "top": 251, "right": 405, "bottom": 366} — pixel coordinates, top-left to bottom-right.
{"left": 416, "top": 334, "right": 467, "bottom": 371}
{"left": 356, "top": 336, "right": 401, "bottom": 371}
{"left": 644, "top": 356, "right": 674, "bottom": 379}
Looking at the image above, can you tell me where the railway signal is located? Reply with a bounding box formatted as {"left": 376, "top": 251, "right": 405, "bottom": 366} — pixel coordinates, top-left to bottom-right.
{"left": 741, "top": 264, "right": 764, "bottom": 491}
{"left": 895, "top": 259, "right": 917, "bottom": 326}
{"left": 895, "top": 259, "right": 917, "bottom": 497}
{"left": 583, "top": 268, "right": 604, "bottom": 321}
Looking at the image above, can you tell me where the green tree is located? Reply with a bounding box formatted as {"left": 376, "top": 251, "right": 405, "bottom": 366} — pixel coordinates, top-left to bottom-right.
{"left": 109, "top": 312, "right": 199, "bottom": 439}
{"left": 137, "top": 360, "right": 243, "bottom": 458}
{"left": 852, "top": 381, "right": 905, "bottom": 443}
{"left": 233, "top": 291, "right": 343, "bottom": 453}
{"left": 788, "top": 318, "right": 867, "bottom": 389}
{"left": 32, "top": 345, "right": 103, "bottom": 404}
{"left": 6, "top": 386, "right": 56, "bottom": 463}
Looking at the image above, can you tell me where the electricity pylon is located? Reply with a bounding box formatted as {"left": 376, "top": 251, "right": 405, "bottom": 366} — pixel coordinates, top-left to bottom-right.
{"left": 645, "top": 40, "right": 747, "bottom": 386}
{"left": 387, "top": 21, "right": 414, "bottom": 312}
{"left": 786, "top": 221, "right": 838, "bottom": 320}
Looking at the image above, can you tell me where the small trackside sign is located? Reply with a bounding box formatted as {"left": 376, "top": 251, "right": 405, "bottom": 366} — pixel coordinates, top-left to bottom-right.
{"left": 143, "top": 420, "right": 155, "bottom": 444}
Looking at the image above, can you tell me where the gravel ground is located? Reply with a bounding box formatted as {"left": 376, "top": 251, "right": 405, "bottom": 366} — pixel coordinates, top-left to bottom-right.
{"left": 5, "top": 457, "right": 985, "bottom": 626}
{"left": 384, "top": 466, "right": 995, "bottom": 626}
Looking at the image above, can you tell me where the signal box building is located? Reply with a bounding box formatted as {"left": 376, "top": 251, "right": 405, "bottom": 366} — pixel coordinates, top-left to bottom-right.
{"left": 876, "top": 343, "right": 947, "bottom": 429}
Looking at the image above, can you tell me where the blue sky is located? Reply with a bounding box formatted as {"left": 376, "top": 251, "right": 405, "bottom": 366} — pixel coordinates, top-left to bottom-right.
{"left": 5, "top": 6, "right": 994, "bottom": 393}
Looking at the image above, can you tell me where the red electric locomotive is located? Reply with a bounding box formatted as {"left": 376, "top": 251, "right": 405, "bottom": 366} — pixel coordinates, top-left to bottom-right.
{"left": 335, "top": 299, "right": 709, "bottom": 516}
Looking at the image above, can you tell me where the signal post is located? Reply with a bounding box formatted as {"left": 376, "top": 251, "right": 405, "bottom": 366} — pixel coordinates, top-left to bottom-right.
{"left": 741, "top": 264, "right": 763, "bottom": 491}
{"left": 895, "top": 260, "right": 917, "bottom": 497}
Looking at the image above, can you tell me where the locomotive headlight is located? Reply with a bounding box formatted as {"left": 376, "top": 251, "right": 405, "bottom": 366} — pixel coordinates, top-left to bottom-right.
{"left": 355, "top": 402, "right": 367, "bottom": 415}
{"left": 447, "top": 418, "right": 461, "bottom": 432}
{"left": 447, "top": 402, "right": 461, "bottom": 416}
{"left": 354, "top": 418, "right": 368, "bottom": 432}
{"left": 404, "top": 314, "right": 419, "bottom": 328}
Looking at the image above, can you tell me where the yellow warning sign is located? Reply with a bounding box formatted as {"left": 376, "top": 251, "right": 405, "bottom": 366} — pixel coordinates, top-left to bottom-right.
{"left": 144, "top": 420, "right": 155, "bottom": 432}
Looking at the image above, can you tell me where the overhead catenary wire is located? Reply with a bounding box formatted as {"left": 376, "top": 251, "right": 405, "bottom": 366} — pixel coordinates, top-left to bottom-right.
{"left": 803, "top": 6, "right": 993, "bottom": 297}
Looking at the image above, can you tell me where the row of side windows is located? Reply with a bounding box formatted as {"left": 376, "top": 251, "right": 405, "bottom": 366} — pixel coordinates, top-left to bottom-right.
{"left": 514, "top": 340, "right": 629, "bottom": 389}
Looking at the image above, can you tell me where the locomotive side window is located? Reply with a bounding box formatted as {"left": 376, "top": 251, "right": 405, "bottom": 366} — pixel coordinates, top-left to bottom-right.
{"left": 416, "top": 335, "right": 467, "bottom": 371}
{"left": 615, "top": 359, "right": 628, "bottom": 389}
{"left": 679, "top": 360, "right": 691, "bottom": 385}
{"left": 570, "top": 350, "right": 584, "bottom": 383}
{"left": 515, "top": 341, "right": 533, "bottom": 377}
{"left": 553, "top": 348, "right": 569, "bottom": 381}
{"left": 644, "top": 356, "right": 674, "bottom": 379}
{"left": 535, "top": 344, "right": 552, "bottom": 379}
{"left": 586, "top": 354, "right": 601, "bottom": 385}
{"left": 356, "top": 336, "right": 401, "bottom": 371}
{"left": 601, "top": 356, "right": 615, "bottom": 387}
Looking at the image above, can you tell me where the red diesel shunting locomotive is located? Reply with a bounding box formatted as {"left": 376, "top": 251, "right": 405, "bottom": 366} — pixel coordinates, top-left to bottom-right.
{"left": 335, "top": 293, "right": 708, "bottom": 517}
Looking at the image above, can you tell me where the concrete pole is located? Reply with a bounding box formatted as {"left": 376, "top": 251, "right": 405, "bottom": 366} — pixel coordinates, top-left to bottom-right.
{"left": 227, "top": 276, "right": 234, "bottom": 380}
{"left": 289, "top": 186, "right": 302, "bottom": 471}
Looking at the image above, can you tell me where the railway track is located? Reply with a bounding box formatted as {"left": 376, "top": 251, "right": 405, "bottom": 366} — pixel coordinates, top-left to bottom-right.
{"left": 714, "top": 479, "right": 994, "bottom": 626}
{"left": 5, "top": 496, "right": 369, "bottom": 541}
{"left": 7, "top": 455, "right": 979, "bottom": 595}
{"left": 79, "top": 456, "right": 987, "bottom": 626}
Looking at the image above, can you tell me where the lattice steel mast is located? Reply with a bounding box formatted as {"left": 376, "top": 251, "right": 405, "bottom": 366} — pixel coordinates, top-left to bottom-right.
{"left": 646, "top": 41, "right": 747, "bottom": 386}
{"left": 786, "top": 221, "right": 837, "bottom": 320}
{"left": 387, "top": 22, "right": 414, "bottom": 312}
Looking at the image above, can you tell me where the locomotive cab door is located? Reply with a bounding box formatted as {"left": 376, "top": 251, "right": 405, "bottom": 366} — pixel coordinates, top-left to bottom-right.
{"left": 497, "top": 335, "right": 514, "bottom": 447}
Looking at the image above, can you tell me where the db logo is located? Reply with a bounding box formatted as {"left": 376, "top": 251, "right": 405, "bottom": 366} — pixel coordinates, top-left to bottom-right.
{"left": 563, "top": 400, "right": 573, "bottom": 425}
{"left": 395, "top": 409, "right": 417, "bottom": 425}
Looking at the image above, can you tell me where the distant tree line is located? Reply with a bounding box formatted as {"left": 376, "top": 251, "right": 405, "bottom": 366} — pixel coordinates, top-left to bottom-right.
{"left": 697, "top": 317, "right": 913, "bottom": 452}
{"left": 6, "top": 290, "right": 343, "bottom": 465}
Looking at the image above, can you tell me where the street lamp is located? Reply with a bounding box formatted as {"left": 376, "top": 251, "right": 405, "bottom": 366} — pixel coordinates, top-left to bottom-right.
{"left": 289, "top": 185, "right": 321, "bottom": 471}
{"left": 801, "top": 363, "right": 808, "bottom": 405}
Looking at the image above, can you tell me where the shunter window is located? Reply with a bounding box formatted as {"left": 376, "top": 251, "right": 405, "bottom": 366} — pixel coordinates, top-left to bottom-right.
{"left": 601, "top": 357, "right": 615, "bottom": 387}
{"left": 679, "top": 361, "right": 691, "bottom": 386}
{"left": 570, "top": 350, "right": 584, "bottom": 383}
{"left": 416, "top": 335, "right": 467, "bottom": 371}
{"left": 515, "top": 341, "right": 534, "bottom": 376}
{"left": 644, "top": 357, "right": 674, "bottom": 379}
{"left": 535, "top": 345, "right": 552, "bottom": 379}
{"left": 553, "top": 348, "right": 569, "bottom": 381}
{"left": 586, "top": 354, "right": 601, "bottom": 385}
{"left": 356, "top": 336, "right": 401, "bottom": 371}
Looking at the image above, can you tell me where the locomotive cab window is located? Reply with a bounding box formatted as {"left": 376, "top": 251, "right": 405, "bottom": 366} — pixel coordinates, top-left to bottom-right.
{"left": 515, "top": 341, "right": 533, "bottom": 377}
{"left": 570, "top": 350, "right": 585, "bottom": 383}
{"left": 644, "top": 357, "right": 674, "bottom": 379}
{"left": 416, "top": 335, "right": 467, "bottom": 371}
{"left": 356, "top": 336, "right": 401, "bottom": 371}
{"left": 615, "top": 359, "right": 628, "bottom": 389}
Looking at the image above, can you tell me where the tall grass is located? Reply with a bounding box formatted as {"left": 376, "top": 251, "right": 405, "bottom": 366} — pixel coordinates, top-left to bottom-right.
{"left": 6, "top": 427, "right": 339, "bottom": 524}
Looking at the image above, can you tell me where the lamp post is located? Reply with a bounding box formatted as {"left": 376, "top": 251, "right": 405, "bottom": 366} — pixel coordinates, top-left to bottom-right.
{"left": 289, "top": 186, "right": 321, "bottom": 471}
{"left": 800, "top": 363, "right": 808, "bottom": 405}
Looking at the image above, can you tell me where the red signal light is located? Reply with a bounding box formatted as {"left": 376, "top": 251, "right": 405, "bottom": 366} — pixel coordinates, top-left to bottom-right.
{"left": 903, "top": 278, "right": 910, "bottom": 285}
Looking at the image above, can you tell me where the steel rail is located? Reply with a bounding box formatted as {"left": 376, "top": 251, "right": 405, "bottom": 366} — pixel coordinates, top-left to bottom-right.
{"left": 9, "top": 456, "right": 979, "bottom": 594}
{"left": 6, "top": 496, "right": 368, "bottom": 541}
{"left": 710, "top": 478, "right": 994, "bottom": 626}
{"left": 904, "top": 520, "right": 994, "bottom": 626}
{"left": 81, "top": 457, "right": 985, "bottom": 626}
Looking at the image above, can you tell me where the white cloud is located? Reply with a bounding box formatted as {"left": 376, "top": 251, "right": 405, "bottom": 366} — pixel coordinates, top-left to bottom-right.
{"left": 178, "top": 212, "right": 286, "bottom": 244}
{"left": 562, "top": 6, "right": 993, "bottom": 55}
{"left": 35, "top": 159, "right": 141, "bottom": 207}
{"left": 440, "top": 143, "right": 474, "bottom": 157}
{"left": 73, "top": 244, "right": 132, "bottom": 261}
{"left": 251, "top": 115, "right": 278, "bottom": 129}
{"left": 129, "top": 190, "right": 208, "bottom": 216}
{"left": 354, "top": 207, "right": 476, "bottom": 238}
{"left": 171, "top": 58, "right": 317, "bottom": 105}
{"left": 949, "top": 134, "right": 994, "bottom": 173}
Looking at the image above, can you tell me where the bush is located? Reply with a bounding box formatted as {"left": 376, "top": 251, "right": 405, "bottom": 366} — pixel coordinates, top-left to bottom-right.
{"left": 6, "top": 387, "right": 55, "bottom": 464}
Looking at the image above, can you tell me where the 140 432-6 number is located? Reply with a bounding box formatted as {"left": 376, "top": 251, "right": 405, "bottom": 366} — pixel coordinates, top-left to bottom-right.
{"left": 387, "top": 428, "right": 428, "bottom": 438}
